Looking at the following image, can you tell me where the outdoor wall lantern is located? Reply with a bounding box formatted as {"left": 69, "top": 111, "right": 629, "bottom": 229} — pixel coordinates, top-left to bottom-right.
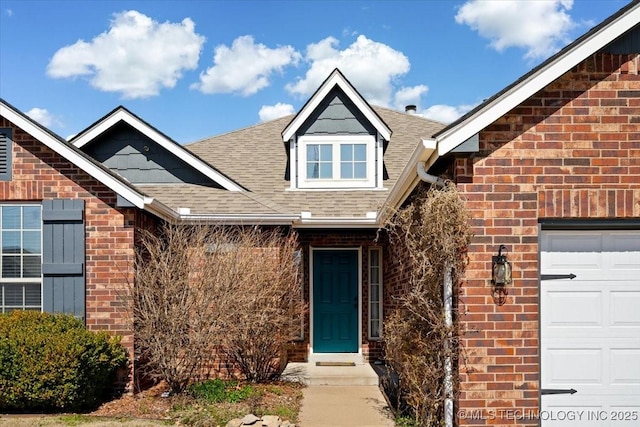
{"left": 491, "top": 245, "right": 512, "bottom": 306}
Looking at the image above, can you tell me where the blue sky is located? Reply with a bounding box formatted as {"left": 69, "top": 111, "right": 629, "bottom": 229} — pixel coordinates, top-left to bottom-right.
{"left": 0, "top": 0, "right": 630, "bottom": 143}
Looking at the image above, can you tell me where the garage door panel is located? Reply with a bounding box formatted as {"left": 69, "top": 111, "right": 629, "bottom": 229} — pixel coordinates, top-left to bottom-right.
{"left": 611, "top": 291, "right": 640, "bottom": 327}
{"left": 611, "top": 349, "right": 640, "bottom": 385}
{"left": 545, "top": 348, "right": 602, "bottom": 384}
{"left": 541, "top": 229, "right": 640, "bottom": 426}
{"left": 544, "top": 291, "right": 601, "bottom": 326}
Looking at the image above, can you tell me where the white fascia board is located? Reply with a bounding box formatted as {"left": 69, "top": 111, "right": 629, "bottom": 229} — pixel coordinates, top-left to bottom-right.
{"left": 282, "top": 71, "right": 391, "bottom": 142}
{"left": 1, "top": 102, "right": 147, "bottom": 209}
{"left": 294, "top": 217, "right": 379, "bottom": 229}
{"left": 436, "top": 4, "right": 640, "bottom": 156}
{"left": 144, "top": 198, "right": 180, "bottom": 221}
{"left": 177, "top": 214, "right": 299, "bottom": 225}
{"left": 73, "top": 109, "right": 244, "bottom": 192}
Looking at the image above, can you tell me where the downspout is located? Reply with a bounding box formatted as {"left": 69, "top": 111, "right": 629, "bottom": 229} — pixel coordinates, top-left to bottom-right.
{"left": 417, "top": 161, "right": 446, "bottom": 188}
{"left": 416, "top": 161, "right": 453, "bottom": 427}
{"left": 443, "top": 265, "right": 454, "bottom": 427}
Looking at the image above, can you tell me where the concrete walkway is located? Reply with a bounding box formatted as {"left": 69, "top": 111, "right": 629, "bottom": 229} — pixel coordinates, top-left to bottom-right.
{"left": 283, "top": 362, "right": 395, "bottom": 426}
{"left": 298, "top": 385, "right": 395, "bottom": 427}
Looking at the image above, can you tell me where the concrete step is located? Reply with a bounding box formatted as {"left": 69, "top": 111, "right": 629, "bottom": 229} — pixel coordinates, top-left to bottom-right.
{"left": 282, "top": 362, "right": 380, "bottom": 386}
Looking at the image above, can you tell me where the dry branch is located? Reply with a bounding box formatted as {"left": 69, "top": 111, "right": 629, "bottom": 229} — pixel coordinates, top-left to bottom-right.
{"left": 382, "top": 183, "right": 472, "bottom": 425}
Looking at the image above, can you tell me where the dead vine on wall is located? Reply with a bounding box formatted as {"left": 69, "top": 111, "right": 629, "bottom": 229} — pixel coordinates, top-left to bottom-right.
{"left": 383, "top": 182, "right": 472, "bottom": 426}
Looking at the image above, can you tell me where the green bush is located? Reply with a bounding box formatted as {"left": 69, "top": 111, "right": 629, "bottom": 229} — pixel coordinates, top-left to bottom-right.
{"left": 0, "top": 311, "right": 128, "bottom": 412}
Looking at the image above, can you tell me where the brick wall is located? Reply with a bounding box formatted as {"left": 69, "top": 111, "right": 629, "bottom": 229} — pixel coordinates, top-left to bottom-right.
{"left": 454, "top": 53, "right": 640, "bottom": 425}
{"left": 0, "top": 117, "right": 140, "bottom": 371}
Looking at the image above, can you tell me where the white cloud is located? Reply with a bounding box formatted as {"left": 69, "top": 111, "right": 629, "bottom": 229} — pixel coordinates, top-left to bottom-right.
{"left": 192, "top": 35, "right": 301, "bottom": 96}
{"left": 6, "top": 8, "right": 13, "bottom": 17}
{"left": 25, "top": 108, "right": 57, "bottom": 127}
{"left": 422, "top": 104, "right": 475, "bottom": 124}
{"left": 455, "top": 0, "right": 575, "bottom": 60}
{"left": 47, "top": 10, "right": 205, "bottom": 99}
{"left": 393, "top": 85, "right": 428, "bottom": 110}
{"left": 286, "top": 35, "right": 411, "bottom": 107}
{"left": 258, "top": 103, "right": 295, "bottom": 122}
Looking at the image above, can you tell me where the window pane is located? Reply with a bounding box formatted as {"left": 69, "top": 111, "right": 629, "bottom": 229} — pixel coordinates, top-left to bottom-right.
{"left": 371, "top": 250, "right": 379, "bottom": 267}
{"left": 371, "top": 320, "right": 380, "bottom": 338}
{"left": 354, "top": 163, "right": 366, "bottom": 179}
{"left": 340, "top": 163, "right": 353, "bottom": 179}
{"left": 23, "top": 206, "right": 41, "bottom": 229}
{"left": 341, "top": 144, "right": 352, "bottom": 161}
{"left": 319, "top": 163, "right": 332, "bottom": 179}
{"left": 2, "top": 231, "right": 20, "bottom": 253}
{"left": 24, "top": 284, "right": 41, "bottom": 306}
{"left": 2, "top": 206, "right": 20, "bottom": 229}
{"left": 320, "top": 145, "right": 332, "bottom": 160}
{"left": 23, "top": 231, "right": 41, "bottom": 254}
{"left": 2, "top": 256, "right": 20, "bottom": 278}
{"left": 371, "top": 284, "right": 379, "bottom": 302}
{"left": 23, "top": 256, "right": 41, "bottom": 278}
{"left": 354, "top": 144, "right": 366, "bottom": 161}
{"left": 371, "top": 302, "right": 379, "bottom": 317}
{"left": 4, "top": 284, "right": 21, "bottom": 306}
{"left": 307, "top": 145, "right": 319, "bottom": 161}
{"left": 307, "top": 163, "right": 319, "bottom": 179}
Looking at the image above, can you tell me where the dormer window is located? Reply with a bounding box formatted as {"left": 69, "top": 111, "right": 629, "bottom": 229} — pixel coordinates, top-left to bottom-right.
{"left": 283, "top": 69, "right": 391, "bottom": 191}
{"left": 297, "top": 135, "right": 378, "bottom": 189}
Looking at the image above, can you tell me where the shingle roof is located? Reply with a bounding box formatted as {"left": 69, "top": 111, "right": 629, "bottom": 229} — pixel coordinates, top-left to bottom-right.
{"left": 142, "top": 106, "right": 446, "bottom": 220}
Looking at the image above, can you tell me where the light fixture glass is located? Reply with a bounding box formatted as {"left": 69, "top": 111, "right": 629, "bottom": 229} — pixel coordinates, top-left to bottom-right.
{"left": 491, "top": 245, "right": 512, "bottom": 305}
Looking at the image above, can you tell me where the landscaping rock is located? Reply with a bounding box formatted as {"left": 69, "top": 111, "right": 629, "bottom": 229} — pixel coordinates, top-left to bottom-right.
{"left": 228, "top": 414, "right": 295, "bottom": 427}
{"left": 261, "top": 415, "right": 282, "bottom": 426}
{"left": 242, "top": 414, "right": 261, "bottom": 425}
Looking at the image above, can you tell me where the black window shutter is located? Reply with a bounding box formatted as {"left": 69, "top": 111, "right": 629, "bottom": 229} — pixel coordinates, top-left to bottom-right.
{"left": 0, "top": 128, "right": 12, "bottom": 181}
{"left": 42, "top": 199, "right": 86, "bottom": 321}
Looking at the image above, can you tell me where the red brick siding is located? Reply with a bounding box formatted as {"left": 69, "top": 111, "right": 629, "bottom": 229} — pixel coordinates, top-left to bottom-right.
{"left": 454, "top": 53, "right": 640, "bottom": 425}
{"left": 0, "top": 117, "right": 141, "bottom": 363}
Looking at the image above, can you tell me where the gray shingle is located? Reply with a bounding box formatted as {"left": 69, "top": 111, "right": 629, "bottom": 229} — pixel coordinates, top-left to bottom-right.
{"left": 147, "top": 107, "right": 445, "bottom": 218}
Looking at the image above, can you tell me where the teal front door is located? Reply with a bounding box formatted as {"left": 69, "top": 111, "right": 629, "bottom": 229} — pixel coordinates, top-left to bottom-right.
{"left": 313, "top": 250, "right": 358, "bottom": 353}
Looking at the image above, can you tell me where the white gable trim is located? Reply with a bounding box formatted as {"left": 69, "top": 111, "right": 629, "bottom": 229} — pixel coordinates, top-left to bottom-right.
{"left": 282, "top": 69, "right": 391, "bottom": 142}
{"left": 435, "top": 3, "right": 640, "bottom": 156}
{"left": 72, "top": 108, "right": 244, "bottom": 192}
{"left": 1, "top": 101, "right": 148, "bottom": 209}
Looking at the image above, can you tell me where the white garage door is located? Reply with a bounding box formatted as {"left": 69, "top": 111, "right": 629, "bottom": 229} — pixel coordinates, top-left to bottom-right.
{"left": 541, "top": 230, "right": 640, "bottom": 426}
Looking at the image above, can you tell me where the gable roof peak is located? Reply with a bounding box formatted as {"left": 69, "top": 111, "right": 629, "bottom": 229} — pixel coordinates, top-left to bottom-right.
{"left": 70, "top": 105, "right": 245, "bottom": 192}
{"left": 282, "top": 68, "right": 392, "bottom": 142}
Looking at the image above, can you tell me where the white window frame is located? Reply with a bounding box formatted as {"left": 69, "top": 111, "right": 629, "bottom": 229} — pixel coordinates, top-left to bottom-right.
{"left": 0, "top": 204, "right": 43, "bottom": 313}
{"left": 368, "top": 247, "right": 383, "bottom": 340}
{"left": 296, "top": 135, "right": 378, "bottom": 189}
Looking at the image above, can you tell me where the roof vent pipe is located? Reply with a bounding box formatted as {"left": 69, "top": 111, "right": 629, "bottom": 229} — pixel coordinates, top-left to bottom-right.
{"left": 417, "top": 162, "right": 446, "bottom": 188}
{"left": 405, "top": 105, "right": 417, "bottom": 114}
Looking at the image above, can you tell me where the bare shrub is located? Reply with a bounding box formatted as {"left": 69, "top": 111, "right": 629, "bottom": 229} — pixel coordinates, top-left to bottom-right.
{"left": 216, "top": 229, "right": 303, "bottom": 382}
{"left": 382, "top": 183, "right": 471, "bottom": 425}
{"left": 128, "top": 224, "right": 301, "bottom": 393}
